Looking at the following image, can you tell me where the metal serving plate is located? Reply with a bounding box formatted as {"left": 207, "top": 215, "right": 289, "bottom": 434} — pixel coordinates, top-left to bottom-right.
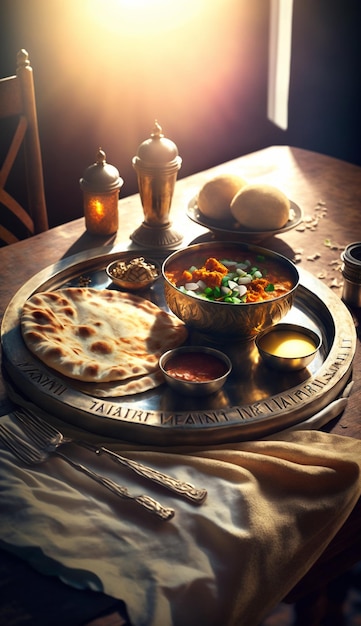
{"left": 187, "top": 197, "right": 303, "bottom": 243}
{"left": 1, "top": 244, "right": 356, "bottom": 445}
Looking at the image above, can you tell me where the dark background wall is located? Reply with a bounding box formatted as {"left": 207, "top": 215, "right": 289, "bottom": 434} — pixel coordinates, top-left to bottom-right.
{"left": 0, "top": 0, "right": 360, "bottom": 229}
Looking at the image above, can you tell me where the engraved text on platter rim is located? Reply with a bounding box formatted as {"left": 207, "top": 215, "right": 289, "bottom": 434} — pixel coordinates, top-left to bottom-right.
{"left": 16, "top": 335, "right": 353, "bottom": 428}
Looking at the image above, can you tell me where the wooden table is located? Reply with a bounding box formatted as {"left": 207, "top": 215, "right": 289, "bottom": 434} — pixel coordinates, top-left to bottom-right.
{"left": 1, "top": 146, "right": 361, "bottom": 625}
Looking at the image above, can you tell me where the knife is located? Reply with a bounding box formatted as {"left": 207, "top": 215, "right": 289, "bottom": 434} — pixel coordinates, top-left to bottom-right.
{"left": 77, "top": 440, "right": 208, "bottom": 504}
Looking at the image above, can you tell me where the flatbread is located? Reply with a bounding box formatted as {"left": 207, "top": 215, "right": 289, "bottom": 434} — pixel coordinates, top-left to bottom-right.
{"left": 20, "top": 288, "right": 188, "bottom": 386}
{"left": 73, "top": 369, "right": 165, "bottom": 398}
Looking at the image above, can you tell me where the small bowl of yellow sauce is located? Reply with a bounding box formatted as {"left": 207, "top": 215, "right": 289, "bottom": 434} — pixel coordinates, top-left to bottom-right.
{"left": 256, "top": 323, "right": 321, "bottom": 371}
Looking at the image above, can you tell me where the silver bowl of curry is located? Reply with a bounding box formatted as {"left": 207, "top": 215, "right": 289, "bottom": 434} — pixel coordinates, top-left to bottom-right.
{"left": 162, "top": 241, "right": 299, "bottom": 340}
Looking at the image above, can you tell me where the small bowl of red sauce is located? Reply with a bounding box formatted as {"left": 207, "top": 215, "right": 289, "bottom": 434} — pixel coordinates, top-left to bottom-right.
{"left": 159, "top": 346, "right": 232, "bottom": 396}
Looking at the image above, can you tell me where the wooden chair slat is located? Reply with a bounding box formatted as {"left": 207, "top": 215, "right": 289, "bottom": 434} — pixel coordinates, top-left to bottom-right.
{"left": 0, "top": 50, "right": 48, "bottom": 244}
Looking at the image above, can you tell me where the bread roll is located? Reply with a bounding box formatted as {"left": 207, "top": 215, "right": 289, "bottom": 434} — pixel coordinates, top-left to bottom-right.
{"left": 230, "top": 184, "right": 290, "bottom": 230}
{"left": 197, "top": 174, "right": 247, "bottom": 221}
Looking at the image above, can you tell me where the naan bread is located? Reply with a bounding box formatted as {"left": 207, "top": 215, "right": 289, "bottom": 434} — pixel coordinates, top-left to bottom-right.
{"left": 73, "top": 369, "right": 165, "bottom": 398}
{"left": 20, "top": 288, "right": 188, "bottom": 385}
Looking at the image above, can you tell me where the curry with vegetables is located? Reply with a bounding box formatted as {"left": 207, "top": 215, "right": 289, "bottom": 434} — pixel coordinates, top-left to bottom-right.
{"left": 164, "top": 254, "right": 294, "bottom": 304}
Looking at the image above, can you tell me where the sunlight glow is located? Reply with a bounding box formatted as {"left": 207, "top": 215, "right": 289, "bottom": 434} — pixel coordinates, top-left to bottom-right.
{"left": 39, "top": 0, "right": 258, "bottom": 180}
{"left": 88, "top": 0, "right": 208, "bottom": 36}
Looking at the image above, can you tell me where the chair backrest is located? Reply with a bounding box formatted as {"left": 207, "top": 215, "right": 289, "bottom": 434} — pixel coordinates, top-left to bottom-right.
{"left": 0, "top": 49, "right": 48, "bottom": 245}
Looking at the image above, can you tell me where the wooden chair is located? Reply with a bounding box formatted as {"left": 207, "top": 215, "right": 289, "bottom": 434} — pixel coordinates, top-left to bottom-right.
{"left": 0, "top": 49, "right": 48, "bottom": 245}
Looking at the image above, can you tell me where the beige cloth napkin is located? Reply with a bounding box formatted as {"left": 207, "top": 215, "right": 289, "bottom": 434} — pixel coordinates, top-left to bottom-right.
{"left": 1, "top": 410, "right": 361, "bottom": 626}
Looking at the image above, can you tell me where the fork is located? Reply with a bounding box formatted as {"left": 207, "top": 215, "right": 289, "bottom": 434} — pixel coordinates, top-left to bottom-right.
{"left": 0, "top": 424, "right": 174, "bottom": 521}
{"left": 13, "top": 408, "right": 207, "bottom": 504}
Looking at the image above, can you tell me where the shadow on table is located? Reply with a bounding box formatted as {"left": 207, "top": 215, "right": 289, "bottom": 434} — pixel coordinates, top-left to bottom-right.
{"left": 59, "top": 231, "right": 145, "bottom": 263}
{"left": 0, "top": 548, "right": 131, "bottom": 626}
{"left": 190, "top": 233, "right": 297, "bottom": 262}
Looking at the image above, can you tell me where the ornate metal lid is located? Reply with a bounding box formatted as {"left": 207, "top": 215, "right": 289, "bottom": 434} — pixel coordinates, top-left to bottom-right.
{"left": 133, "top": 121, "right": 182, "bottom": 168}
{"left": 80, "top": 149, "right": 123, "bottom": 193}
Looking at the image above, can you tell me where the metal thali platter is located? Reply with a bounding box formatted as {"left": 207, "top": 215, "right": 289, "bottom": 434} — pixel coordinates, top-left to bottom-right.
{"left": 1, "top": 244, "right": 356, "bottom": 445}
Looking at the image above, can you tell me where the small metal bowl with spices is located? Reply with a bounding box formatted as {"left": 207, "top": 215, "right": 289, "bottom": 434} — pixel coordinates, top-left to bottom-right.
{"left": 159, "top": 346, "right": 232, "bottom": 396}
{"left": 256, "top": 323, "right": 322, "bottom": 371}
{"left": 106, "top": 256, "right": 161, "bottom": 291}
